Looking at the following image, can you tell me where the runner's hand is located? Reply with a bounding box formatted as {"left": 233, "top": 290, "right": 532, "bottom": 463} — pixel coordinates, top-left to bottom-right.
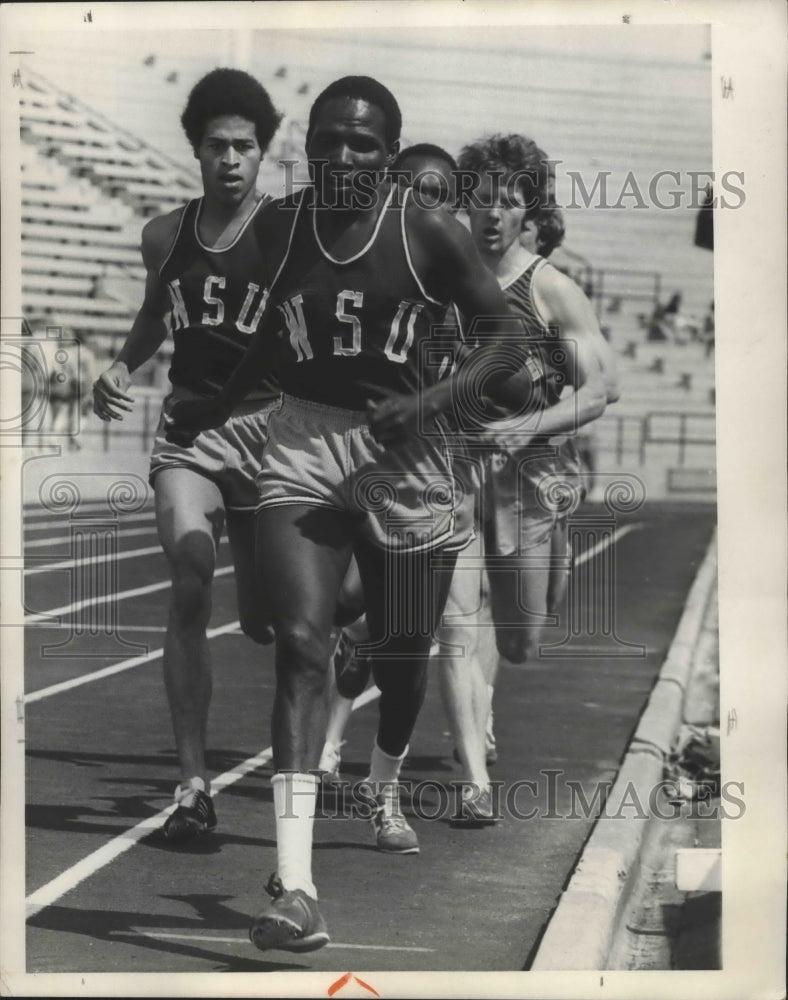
{"left": 366, "top": 391, "right": 422, "bottom": 446}
{"left": 93, "top": 363, "right": 133, "bottom": 422}
{"left": 475, "top": 416, "right": 535, "bottom": 453}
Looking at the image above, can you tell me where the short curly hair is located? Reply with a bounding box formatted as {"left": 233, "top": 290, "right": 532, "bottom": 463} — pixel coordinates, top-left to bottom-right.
{"left": 457, "top": 133, "right": 554, "bottom": 221}
{"left": 535, "top": 205, "right": 565, "bottom": 256}
{"left": 181, "top": 68, "right": 282, "bottom": 153}
{"left": 307, "top": 75, "right": 402, "bottom": 147}
{"left": 393, "top": 143, "right": 457, "bottom": 172}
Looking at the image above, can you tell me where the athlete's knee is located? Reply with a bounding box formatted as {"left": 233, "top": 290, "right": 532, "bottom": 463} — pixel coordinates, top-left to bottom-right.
{"left": 169, "top": 564, "right": 213, "bottom": 627}
{"left": 237, "top": 595, "right": 275, "bottom": 644}
{"left": 372, "top": 657, "right": 427, "bottom": 698}
{"left": 437, "top": 622, "right": 479, "bottom": 662}
{"left": 239, "top": 614, "right": 275, "bottom": 645}
{"left": 496, "top": 629, "right": 540, "bottom": 665}
{"left": 275, "top": 620, "right": 329, "bottom": 684}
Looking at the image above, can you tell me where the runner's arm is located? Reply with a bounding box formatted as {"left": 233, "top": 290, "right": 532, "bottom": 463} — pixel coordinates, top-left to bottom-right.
{"left": 526, "top": 266, "right": 619, "bottom": 437}
{"left": 92, "top": 217, "right": 172, "bottom": 421}
{"left": 368, "top": 208, "right": 523, "bottom": 443}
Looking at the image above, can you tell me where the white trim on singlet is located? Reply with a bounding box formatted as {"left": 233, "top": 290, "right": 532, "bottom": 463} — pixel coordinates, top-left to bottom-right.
{"left": 157, "top": 201, "right": 192, "bottom": 278}
{"left": 311, "top": 184, "right": 394, "bottom": 265}
{"left": 266, "top": 188, "right": 308, "bottom": 295}
{"left": 193, "top": 193, "right": 268, "bottom": 253}
{"left": 499, "top": 254, "right": 542, "bottom": 291}
{"left": 400, "top": 186, "right": 443, "bottom": 307}
{"left": 451, "top": 302, "right": 466, "bottom": 341}
{"left": 501, "top": 254, "right": 552, "bottom": 330}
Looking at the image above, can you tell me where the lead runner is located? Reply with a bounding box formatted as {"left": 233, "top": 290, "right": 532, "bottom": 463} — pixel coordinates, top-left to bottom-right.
{"left": 167, "top": 75, "right": 531, "bottom": 952}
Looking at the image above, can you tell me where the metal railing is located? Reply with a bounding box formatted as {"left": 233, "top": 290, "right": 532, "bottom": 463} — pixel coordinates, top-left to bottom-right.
{"left": 592, "top": 411, "right": 715, "bottom": 468}
{"left": 588, "top": 267, "right": 663, "bottom": 320}
{"left": 65, "top": 403, "right": 715, "bottom": 474}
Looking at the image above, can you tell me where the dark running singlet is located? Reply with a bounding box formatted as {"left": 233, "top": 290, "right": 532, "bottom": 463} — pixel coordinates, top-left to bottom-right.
{"left": 159, "top": 196, "right": 280, "bottom": 402}
{"left": 499, "top": 255, "right": 583, "bottom": 479}
{"left": 265, "top": 183, "right": 451, "bottom": 410}
{"left": 452, "top": 255, "right": 566, "bottom": 429}
{"left": 501, "top": 256, "right": 563, "bottom": 413}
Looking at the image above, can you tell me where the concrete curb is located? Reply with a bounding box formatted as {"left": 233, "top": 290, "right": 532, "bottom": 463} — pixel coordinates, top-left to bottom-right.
{"left": 530, "top": 528, "right": 718, "bottom": 971}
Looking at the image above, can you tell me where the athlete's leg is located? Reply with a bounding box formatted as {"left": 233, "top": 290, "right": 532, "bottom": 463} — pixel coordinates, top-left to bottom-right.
{"left": 487, "top": 531, "right": 553, "bottom": 664}
{"left": 319, "top": 557, "right": 371, "bottom": 775}
{"left": 319, "top": 613, "right": 372, "bottom": 778}
{"left": 335, "top": 555, "right": 366, "bottom": 627}
{"left": 155, "top": 468, "right": 225, "bottom": 791}
{"left": 436, "top": 533, "right": 490, "bottom": 789}
{"left": 356, "top": 538, "right": 457, "bottom": 758}
{"left": 256, "top": 504, "right": 354, "bottom": 772}
{"left": 254, "top": 503, "right": 353, "bottom": 903}
{"left": 353, "top": 539, "right": 456, "bottom": 851}
{"left": 547, "top": 516, "right": 571, "bottom": 616}
{"left": 225, "top": 509, "right": 275, "bottom": 644}
{"left": 476, "top": 569, "right": 500, "bottom": 763}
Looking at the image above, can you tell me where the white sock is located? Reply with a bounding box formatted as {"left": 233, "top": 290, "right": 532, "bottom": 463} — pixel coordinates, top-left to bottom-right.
{"left": 175, "top": 776, "right": 207, "bottom": 802}
{"left": 272, "top": 772, "right": 318, "bottom": 899}
{"left": 365, "top": 741, "right": 408, "bottom": 791}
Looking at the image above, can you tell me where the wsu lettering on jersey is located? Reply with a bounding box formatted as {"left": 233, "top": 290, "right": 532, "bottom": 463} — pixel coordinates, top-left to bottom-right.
{"left": 265, "top": 185, "right": 451, "bottom": 409}
{"left": 167, "top": 276, "right": 269, "bottom": 335}
{"left": 277, "top": 289, "right": 427, "bottom": 366}
{"left": 159, "top": 197, "right": 279, "bottom": 401}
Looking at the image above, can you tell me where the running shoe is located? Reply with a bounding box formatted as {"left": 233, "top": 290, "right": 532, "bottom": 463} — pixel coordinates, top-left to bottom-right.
{"left": 450, "top": 785, "right": 501, "bottom": 827}
{"left": 162, "top": 785, "right": 217, "bottom": 843}
{"left": 249, "top": 873, "right": 329, "bottom": 953}
{"left": 333, "top": 630, "right": 373, "bottom": 699}
{"left": 358, "top": 783, "right": 419, "bottom": 854}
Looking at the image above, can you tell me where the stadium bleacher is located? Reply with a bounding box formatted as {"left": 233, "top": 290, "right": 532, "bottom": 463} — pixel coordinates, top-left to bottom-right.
{"left": 15, "top": 43, "right": 716, "bottom": 496}
{"left": 19, "top": 67, "right": 201, "bottom": 357}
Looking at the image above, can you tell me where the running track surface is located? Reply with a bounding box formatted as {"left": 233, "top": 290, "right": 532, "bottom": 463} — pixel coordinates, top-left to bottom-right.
{"left": 19, "top": 499, "right": 715, "bottom": 973}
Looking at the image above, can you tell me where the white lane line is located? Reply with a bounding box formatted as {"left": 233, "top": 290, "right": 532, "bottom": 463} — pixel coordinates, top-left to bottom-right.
{"left": 24, "top": 526, "right": 159, "bottom": 549}
{"left": 24, "top": 565, "right": 234, "bottom": 625}
{"left": 23, "top": 620, "right": 242, "bottom": 705}
{"left": 24, "top": 544, "right": 165, "bottom": 576}
{"left": 576, "top": 522, "right": 642, "bottom": 562}
{"left": 128, "top": 931, "right": 434, "bottom": 952}
{"left": 350, "top": 684, "right": 381, "bottom": 710}
{"left": 23, "top": 525, "right": 643, "bottom": 688}
{"left": 25, "top": 744, "right": 275, "bottom": 921}
{"left": 23, "top": 521, "right": 644, "bottom": 920}
{"left": 25, "top": 682, "right": 382, "bottom": 919}
{"left": 26, "top": 536, "right": 233, "bottom": 576}
{"left": 23, "top": 513, "right": 156, "bottom": 534}
{"left": 23, "top": 501, "right": 155, "bottom": 522}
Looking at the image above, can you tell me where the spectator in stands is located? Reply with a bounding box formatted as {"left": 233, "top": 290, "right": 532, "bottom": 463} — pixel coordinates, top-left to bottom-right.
{"left": 702, "top": 300, "right": 715, "bottom": 357}
{"left": 648, "top": 291, "right": 682, "bottom": 342}
{"left": 43, "top": 326, "right": 96, "bottom": 450}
